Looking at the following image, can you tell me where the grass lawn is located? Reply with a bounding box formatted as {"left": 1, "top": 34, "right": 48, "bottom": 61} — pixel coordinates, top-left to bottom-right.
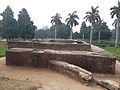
{"left": 0, "top": 42, "right": 7, "bottom": 57}
{"left": 102, "top": 47, "right": 120, "bottom": 61}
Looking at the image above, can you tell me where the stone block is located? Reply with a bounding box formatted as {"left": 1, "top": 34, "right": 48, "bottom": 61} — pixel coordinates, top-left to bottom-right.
{"left": 48, "top": 60, "right": 93, "bottom": 82}
{"left": 95, "top": 79, "right": 120, "bottom": 90}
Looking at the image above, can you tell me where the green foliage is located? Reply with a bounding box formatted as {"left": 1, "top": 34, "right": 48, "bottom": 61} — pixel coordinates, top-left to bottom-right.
{"left": 1, "top": 6, "right": 18, "bottom": 41}
{"left": 84, "top": 6, "right": 101, "bottom": 44}
{"left": 102, "top": 47, "right": 120, "bottom": 61}
{"left": 111, "top": 29, "right": 120, "bottom": 40}
{"left": 35, "top": 23, "right": 71, "bottom": 39}
{"left": 93, "top": 22, "right": 111, "bottom": 40}
{"left": 52, "top": 23, "right": 70, "bottom": 39}
{"left": 65, "top": 11, "right": 79, "bottom": 39}
{"left": 51, "top": 13, "right": 62, "bottom": 26}
{"left": 73, "top": 31, "right": 80, "bottom": 39}
{"left": 110, "top": 2, "right": 120, "bottom": 18}
{"left": 0, "top": 42, "right": 7, "bottom": 57}
{"left": 80, "top": 22, "right": 90, "bottom": 39}
{"left": 91, "top": 40, "right": 120, "bottom": 47}
{"left": 80, "top": 21, "right": 111, "bottom": 40}
{"left": 84, "top": 6, "right": 100, "bottom": 24}
{"left": 0, "top": 20, "right": 2, "bottom": 37}
{"left": 110, "top": 1, "right": 120, "bottom": 47}
{"left": 51, "top": 13, "right": 62, "bottom": 39}
{"left": 65, "top": 11, "right": 79, "bottom": 28}
{"left": 35, "top": 27, "right": 52, "bottom": 39}
{"left": 18, "top": 8, "right": 36, "bottom": 41}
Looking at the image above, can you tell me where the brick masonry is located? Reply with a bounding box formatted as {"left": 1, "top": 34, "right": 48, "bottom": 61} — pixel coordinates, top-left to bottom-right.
{"left": 6, "top": 48, "right": 33, "bottom": 66}
{"left": 6, "top": 48, "right": 116, "bottom": 74}
{"left": 7, "top": 41, "right": 91, "bottom": 51}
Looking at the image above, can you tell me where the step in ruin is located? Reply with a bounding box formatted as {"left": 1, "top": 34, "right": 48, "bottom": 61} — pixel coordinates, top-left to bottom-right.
{"left": 7, "top": 40, "right": 91, "bottom": 51}
{"left": 6, "top": 48, "right": 116, "bottom": 74}
{"left": 6, "top": 39, "right": 116, "bottom": 74}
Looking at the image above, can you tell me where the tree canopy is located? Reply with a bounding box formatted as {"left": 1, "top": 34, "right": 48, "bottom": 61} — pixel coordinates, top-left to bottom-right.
{"left": 0, "top": 6, "right": 18, "bottom": 41}
{"left": 65, "top": 11, "right": 79, "bottom": 39}
{"left": 18, "top": 8, "right": 36, "bottom": 41}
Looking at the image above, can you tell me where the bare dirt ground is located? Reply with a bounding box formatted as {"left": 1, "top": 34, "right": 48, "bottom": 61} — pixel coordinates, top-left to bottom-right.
{"left": 0, "top": 57, "right": 105, "bottom": 90}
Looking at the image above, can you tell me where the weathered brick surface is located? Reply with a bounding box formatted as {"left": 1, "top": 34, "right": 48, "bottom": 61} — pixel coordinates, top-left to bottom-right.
{"left": 31, "top": 50, "right": 116, "bottom": 74}
{"left": 6, "top": 48, "right": 33, "bottom": 66}
{"left": 48, "top": 60, "right": 93, "bottom": 82}
{"left": 8, "top": 41, "right": 91, "bottom": 51}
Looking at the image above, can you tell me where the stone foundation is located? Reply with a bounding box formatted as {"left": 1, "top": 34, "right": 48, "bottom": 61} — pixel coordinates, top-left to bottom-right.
{"left": 31, "top": 49, "right": 116, "bottom": 74}
{"left": 6, "top": 48, "right": 116, "bottom": 74}
{"left": 6, "top": 48, "right": 33, "bottom": 66}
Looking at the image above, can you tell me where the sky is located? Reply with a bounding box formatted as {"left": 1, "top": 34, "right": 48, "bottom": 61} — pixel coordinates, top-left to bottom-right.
{"left": 0, "top": 0, "right": 119, "bottom": 32}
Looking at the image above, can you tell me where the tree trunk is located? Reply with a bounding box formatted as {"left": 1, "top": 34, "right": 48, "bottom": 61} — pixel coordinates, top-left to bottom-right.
{"left": 90, "top": 25, "right": 93, "bottom": 45}
{"left": 23, "top": 38, "right": 25, "bottom": 41}
{"left": 115, "top": 22, "right": 119, "bottom": 48}
{"left": 70, "top": 28, "right": 73, "bottom": 39}
{"left": 82, "top": 32, "right": 84, "bottom": 41}
{"left": 55, "top": 26, "right": 57, "bottom": 39}
{"left": 98, "top": 30, "right": 101, "bottom": 41}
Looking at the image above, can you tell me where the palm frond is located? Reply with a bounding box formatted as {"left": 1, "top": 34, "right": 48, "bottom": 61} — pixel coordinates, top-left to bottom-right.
{"left": 65, "top": 18, "right": 70, "bottom": 22}
{"left": 74, "top": 15, "right": 79, "bottom": 19}
{"left": 72, "top": 11, "right": 77, "bottom": 15}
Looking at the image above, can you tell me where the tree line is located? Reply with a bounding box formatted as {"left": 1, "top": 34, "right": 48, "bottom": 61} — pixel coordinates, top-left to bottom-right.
{"left": 0, "top": 1, "right": 120, "bottom": 47}
{"left": 0, "top": 6, "right": 36, "bottom": 41}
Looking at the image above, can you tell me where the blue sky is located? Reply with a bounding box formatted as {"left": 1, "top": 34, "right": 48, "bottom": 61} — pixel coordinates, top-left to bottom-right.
{"left": 0, "top": 0, "right": 119, "bottom": 31}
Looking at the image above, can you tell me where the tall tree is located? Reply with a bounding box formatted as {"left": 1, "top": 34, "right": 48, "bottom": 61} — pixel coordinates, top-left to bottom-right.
{"left": 80, "top": 21, "right": 87, "bottom": 41}
{"left": 51, "top": 13, "right": 62, "bottom": 39}
{"left": 65, "top": 11, "right": 79, "bottom": 39}
{"left": 0, "top": 20, "right": 2, "bottom": 37}
{"left": 84, "top": 6, "right": 100, "bottom": 44}
{"left": 94, "top": 18, "right": 103, "bottom": 41}
{"left": 110, "top": 1, "right": 120, "bottom": 47}
{"left": 112, "top": 18, "right": 120, "bottom": 47}
{"left": 18, "top": 8, "right": 36, "bottom": 41}
{"left": 0, "top": 6, "right": 18, "bottom": 41}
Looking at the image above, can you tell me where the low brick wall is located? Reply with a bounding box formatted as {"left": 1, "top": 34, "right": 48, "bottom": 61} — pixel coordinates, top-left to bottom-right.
{"left": 6, "top": 48, "right": 116, "bottom": 74}
{"left": 8, "top": 41, "right": 91, "bottom": 51}
{"left": 31, "top": 49, "right": 116, "bottom": 74}
{"left": 6, "top": 48, "right": 33, "bottom": 66}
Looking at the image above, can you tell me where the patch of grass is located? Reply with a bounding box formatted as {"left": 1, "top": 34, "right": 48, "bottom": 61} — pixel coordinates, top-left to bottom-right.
{"left": 0, "top": 42, "right": 7, "bottom": 57}
{"left": 102, "top": 47, "right": 120, "bottom": 61}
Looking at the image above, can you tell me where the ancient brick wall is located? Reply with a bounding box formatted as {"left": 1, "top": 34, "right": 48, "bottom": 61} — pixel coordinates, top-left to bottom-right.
{"left": 6, "top": 48, "right": 116, "bottom": 74}
{"left": 31, "top": 50, "right": 116, "bottom": 74}
{"left": 6, "top": 48, "right": 33, "bottom": 66}
{"left": 8, "top": 42, "right": 91, "bottom": 51}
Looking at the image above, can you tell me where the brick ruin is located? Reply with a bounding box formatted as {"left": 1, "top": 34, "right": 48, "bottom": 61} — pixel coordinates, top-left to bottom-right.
{"left": 6, "top": 39, "right": 116, "bottom": 74}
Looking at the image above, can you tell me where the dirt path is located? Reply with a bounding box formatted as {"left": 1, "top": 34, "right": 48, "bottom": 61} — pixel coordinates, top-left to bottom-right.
{"left": 0, "top": 57, "right": 105, "bottom": 90}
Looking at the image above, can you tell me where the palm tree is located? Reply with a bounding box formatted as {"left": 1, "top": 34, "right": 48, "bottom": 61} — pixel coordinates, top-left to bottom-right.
{"left": 80, "top": 21, "right": 87, "bottom": 41}
{"left": 51, "top": 13, "right": 62, "bottom": 39}
{"left": 65, "top": 11, "right": 79, "bottom": 39}
{"left": 96, "top": 18, "right": 103, "bottom": 41}
{"left": 84, "top": 6, "right": 100, "bottom": 44}
{"left": 110, "top": 1, "right": 120, "bottom": 48}
{"left": 112, "top": 18, "right": 120, "bottom": 47}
